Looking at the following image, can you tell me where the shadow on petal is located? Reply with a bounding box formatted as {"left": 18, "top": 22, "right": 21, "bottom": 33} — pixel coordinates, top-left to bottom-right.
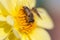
{"left": 0, "top": 21, "right": 12, "bottom": 39}
{"left": 29, "top": 28, "right": 51, "bottom": 40}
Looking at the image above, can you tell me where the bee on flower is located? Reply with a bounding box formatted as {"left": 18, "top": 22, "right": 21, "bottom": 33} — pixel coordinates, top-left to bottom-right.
{"left": 0, "top": 0, "right": 54, "bottom": 40}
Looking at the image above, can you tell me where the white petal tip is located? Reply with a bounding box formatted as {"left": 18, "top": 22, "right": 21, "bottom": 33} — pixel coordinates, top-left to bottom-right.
{"left": 6, "top": 15, "right": 14, "bottom": 26}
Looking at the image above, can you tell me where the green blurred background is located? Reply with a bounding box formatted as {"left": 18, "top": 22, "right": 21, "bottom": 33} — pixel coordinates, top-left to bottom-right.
{"left": 36, "top": 0, "right": 60, "bottom": 40}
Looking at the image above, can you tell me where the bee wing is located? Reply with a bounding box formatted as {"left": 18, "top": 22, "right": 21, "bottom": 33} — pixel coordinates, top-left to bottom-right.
{"left": 33, "top": 8, "right": 54, "bottom": 30}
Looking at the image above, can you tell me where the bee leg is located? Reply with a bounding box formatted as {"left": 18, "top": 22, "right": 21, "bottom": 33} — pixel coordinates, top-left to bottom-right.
{"left": 32, "top": 7, "right": 41, "bottom": 18}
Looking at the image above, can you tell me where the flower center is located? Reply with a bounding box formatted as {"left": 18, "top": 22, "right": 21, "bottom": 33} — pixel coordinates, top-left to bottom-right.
{"left": 15, "top": 6, "right": 36, "bottom": 34}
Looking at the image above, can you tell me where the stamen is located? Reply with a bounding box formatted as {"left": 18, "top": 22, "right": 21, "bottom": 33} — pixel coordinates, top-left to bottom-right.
{"left": 15, "top": 7, "right": 36, "bottom": 34}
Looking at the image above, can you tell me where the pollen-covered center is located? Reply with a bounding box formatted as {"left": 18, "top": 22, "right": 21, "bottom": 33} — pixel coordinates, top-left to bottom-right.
{"left": 15, "top": 7, "right": 36, "bottom": 34}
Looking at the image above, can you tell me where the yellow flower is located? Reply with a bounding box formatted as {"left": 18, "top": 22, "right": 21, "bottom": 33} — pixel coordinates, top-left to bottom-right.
{"left": 0, "top": 0, "right": 54, "bottom": 40}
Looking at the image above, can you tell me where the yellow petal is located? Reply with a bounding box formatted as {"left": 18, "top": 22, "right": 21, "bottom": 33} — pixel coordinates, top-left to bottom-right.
{"left": 0, "top": 15, "right": 6, "bottom": 21}
{"left": 0, "top": 0, "right": 9, "bottom": 12}
{"left": 21, "top": 33, "right": 30, "bottom": 40}
{"left": 0, "top": 3, "right": 9, "bottom": 16}
{"left": 0, "top": 0, "right": 17, "bottom": 16}
{"left": 29, "top": 28, "right": 51, "bottom": 40}
{"left": 5, "top": 31, "right": 20, "bottom": 40}
{"left": 16, "top": 0, "right": 36, "bottom": 12}
{"left": 6, "top": 15, "right": 14, "bottom": 26}
{"left": 12, "top": 28, "right": 30, "bottom": 40}
{"left": 10, "top": 0, "right": 17, "bottom": 8}
{"left": 0, "top": 21, "right": 12, "bottom": 40}
{"left": 34, "top": 8, "right": 54, "bottom": 30}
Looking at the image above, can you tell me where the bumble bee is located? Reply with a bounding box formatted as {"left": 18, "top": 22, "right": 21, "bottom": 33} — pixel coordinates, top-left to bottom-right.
{"left": 23, "top": 6, "right": 40, "bottom": 23}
